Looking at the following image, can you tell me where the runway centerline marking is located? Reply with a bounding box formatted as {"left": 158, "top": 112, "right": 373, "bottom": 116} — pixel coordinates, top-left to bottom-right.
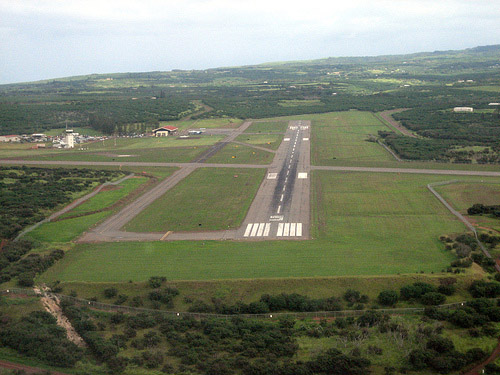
{"left": 280, "top": 194, "right": 284, "bottom": 202}
{"left": 277, "top": 205, "right": 281, "bottom": 214}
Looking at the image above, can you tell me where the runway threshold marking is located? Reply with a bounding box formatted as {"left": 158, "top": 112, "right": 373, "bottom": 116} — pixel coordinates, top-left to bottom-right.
{"left": 244, "top": 223, "right": 271, "bottom": 237}
{"left": 276, "top": 223, "right": 303, "bottom": 237}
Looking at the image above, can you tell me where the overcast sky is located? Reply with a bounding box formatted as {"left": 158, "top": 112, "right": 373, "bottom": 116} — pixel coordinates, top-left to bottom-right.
{"left": 1, "top": 0, "right": 499, "bottom": 84}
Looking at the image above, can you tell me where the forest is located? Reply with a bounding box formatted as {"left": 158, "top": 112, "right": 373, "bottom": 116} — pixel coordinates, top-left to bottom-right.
{"left": 1, "top": 45, "right": 500, "bottom": 165}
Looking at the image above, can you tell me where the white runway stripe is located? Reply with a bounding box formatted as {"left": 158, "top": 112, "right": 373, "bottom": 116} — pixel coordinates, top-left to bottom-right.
{"left": 243, "top": 223, "right": 253, "bottom": 237}
{"left": 244, "top": 223, "right": 271, "bottom": 237}
{"left": 274, "top": 223, "right": 303, "bottom": 237}
{"left": 250, "top": 223, "right": 259, "bottom": 237}
{"left": 256, "top": 223, "right": 265, "bottom": 237}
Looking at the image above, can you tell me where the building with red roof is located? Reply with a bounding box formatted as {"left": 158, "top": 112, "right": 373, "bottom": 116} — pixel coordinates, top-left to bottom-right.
{"left": 152, "top": 126, "right": 178, "bottom": 137}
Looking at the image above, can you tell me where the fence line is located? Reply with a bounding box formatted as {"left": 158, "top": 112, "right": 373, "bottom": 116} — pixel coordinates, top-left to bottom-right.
{"left": 0, "top": 288, "right": 469, "bottom": 320}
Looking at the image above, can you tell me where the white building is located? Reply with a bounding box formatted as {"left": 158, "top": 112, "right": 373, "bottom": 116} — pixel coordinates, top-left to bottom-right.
{"left": 453, "top": 107, "right": 474, "bottom": 113}
{"left": 0, "top": 135, "right": 20, "bottom": 142}
{"left": 65, "top": 129, "right": 75, "bottom": 148}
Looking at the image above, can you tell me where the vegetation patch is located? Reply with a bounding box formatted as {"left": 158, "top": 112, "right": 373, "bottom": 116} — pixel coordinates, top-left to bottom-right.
{"left": 0, "top": 166, "right": 124, "bottom": 239}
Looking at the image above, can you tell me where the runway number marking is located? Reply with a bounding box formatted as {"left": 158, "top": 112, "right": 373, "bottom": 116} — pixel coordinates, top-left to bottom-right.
{"left": 267, "top": 173, "right": 277, "bottom": 179}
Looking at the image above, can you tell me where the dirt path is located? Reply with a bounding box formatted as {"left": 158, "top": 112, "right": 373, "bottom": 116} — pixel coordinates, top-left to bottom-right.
{"left": 378, "top": 109, "right": 416, "bottom": 137}
{"left": 35, "top": 286, "right": 86, "bottom": 347}
{"left": 463, "top": 338, "right": 500, "bottom": 374}
{"left": 180, "top": 100, "right": 213, "bottom": 121}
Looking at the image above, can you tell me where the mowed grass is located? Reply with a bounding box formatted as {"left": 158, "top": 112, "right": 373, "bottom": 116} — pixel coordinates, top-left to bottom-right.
{"left": 60, "top": 176, "right": 149, "bottom": 218}
{"left": 205, "top": 143, "right": 274, "bottom": 164}
{"left": 244, "top": 121, "right": 289, "bottom": 133}
{"left": 40, "top": 171, "right": 490, "bottom": 282}
{"left": 311, "top": 111, "right": 394, "bottom": 165}
{"left": 125, "top": 168, "right": 265, "bottom": 232}
{"left": 27, "top": 212, "right": 109, "bottom": 243}
{"left": 235, "top": 134, "right": 283, "bottom": 150}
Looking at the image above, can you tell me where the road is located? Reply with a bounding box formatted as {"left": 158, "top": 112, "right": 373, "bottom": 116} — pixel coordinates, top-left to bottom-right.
{"left": 237, "top": 120, "right": 311, "bottom": 239}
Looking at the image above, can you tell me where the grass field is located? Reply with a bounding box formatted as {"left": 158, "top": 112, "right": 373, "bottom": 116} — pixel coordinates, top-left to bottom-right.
{"left": 235, "top": 134, "right": 283, "bottom": 150}
{"left": 125, "top": 168, "right": 265, "bottom": 232}
{"left": 311, "top": 111, "right": 394, "bottom": 165}
{"left": 244, "top": 121, "right": 289, "bottom": 134}
{"left": 205, "top": 143, "right": 274, "bottom": 164}
{"left": 39, "top": 171, "right": 497, "bottom": 282}
{"left": 27, "top": 211, "right": 110, "bottom": 243}
{"left": 60, "top": 176, "right": 148, "bottom": 218}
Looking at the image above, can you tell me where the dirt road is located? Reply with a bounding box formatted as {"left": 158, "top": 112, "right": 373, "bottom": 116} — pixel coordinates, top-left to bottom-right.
{"left": 378, "top": 109, "right": 416, "bottom": 137}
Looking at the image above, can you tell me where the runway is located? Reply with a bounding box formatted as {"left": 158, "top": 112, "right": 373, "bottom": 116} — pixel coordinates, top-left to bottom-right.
{"left": 237, "top": 120, "right": 311, "bottom": 239}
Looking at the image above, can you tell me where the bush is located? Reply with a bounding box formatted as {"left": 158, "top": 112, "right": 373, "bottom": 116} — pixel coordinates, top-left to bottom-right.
{"left": 103, "top": 287, "right": 118, "bottom": 299}
{"left": 426, "top": 336, "right": 454, "bottom": 354}
{"left": 437, "top": 284, "right": 455, "bottom": 296}
{"left": 17, "top": 272, "right": 35, "bottom": 287}
{"left": 420, "top": 292, "right": 446, "bottom": 306}
{"left": 469, "top": 280, "right": 500, "bottom": 298}
{"left": 400, "top": 282, "right": 436, "bottom": 300}
{"left": 377, "top": 290, "right": 399, "bottom": 306}
{"left": 148, "top": 276, "right": 167, "bottom": 289}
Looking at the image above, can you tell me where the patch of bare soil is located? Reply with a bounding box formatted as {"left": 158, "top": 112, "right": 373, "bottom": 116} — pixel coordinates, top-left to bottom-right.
{"left": 35, "top": 286, "right": 86, "bottom": 347}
